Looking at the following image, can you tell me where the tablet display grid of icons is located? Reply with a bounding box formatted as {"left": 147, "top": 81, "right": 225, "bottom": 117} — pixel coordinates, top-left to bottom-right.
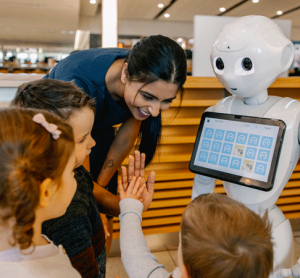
{"left": 198, "top": 127, "right": 274, "bottom": 177}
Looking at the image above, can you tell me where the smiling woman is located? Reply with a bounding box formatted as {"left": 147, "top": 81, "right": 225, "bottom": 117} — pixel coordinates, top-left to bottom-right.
{"left": 44, "top": 34, "right": 187, "bottom": 255}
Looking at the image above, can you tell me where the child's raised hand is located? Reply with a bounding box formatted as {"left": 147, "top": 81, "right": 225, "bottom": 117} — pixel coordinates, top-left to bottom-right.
{"left": 118, "top": 176, "right": 145, "bottom": 201}
{"left": 120, "top": 151, "right": 155, "bottom": 211}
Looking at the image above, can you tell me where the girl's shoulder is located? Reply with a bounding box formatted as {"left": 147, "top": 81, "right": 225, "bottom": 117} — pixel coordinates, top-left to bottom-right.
{"left": 0, "top": 244, "right": 81, "bottom": 278}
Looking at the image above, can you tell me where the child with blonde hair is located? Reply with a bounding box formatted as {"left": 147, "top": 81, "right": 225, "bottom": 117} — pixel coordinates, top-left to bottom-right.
{"left": 0, "top": 108, "right": 80, "bottom": 278}
{"left": 119, "top": 178, "right": 274, "bottom": 278}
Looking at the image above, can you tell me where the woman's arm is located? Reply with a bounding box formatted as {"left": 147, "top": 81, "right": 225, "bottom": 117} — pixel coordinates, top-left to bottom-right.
{"left": 96, "top": 116, "right": 141, "bottom": 187}
{"left": 93, "top": 181, "right": 120, "bottom": 216}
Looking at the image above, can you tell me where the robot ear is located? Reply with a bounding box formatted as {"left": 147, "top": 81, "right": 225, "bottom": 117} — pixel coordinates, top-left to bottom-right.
{"left": 281, "top": 43, "right": 294, "bottom": 70}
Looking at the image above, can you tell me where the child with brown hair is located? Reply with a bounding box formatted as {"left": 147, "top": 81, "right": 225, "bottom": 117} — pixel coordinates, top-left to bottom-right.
{"left": 0, "top": 108, "right": 80, "bottom": 278}
{"left": 118, "top": 181, "right": 274, "bottom": 278}
{"left": 11, "top": 79, "right": 112, "bottom": 278}
{"left": 11, "top": 78, "right": 153, "bottom": 278}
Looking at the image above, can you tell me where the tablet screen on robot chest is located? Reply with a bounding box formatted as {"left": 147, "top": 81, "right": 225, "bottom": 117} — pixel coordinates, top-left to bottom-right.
{"left": 189, "top": 112, "right": 286, "bottom": 191}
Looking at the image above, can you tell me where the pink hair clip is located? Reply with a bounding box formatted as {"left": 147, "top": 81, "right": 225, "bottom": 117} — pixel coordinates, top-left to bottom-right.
{"left": 32, "top": 113, "right": 62, "bottom": 140}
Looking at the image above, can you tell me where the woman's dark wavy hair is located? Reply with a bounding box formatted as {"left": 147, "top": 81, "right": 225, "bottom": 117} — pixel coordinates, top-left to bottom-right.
{"left": 126, "top": 35, "right": 187, "bottom": 165}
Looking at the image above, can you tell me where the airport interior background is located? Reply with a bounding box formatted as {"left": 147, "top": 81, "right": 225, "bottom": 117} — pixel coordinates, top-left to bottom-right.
{"left": 1, "top": 0, "right": 300, "bottom": 277}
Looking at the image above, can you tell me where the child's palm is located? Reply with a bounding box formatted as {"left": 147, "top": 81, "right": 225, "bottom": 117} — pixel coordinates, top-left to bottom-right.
{"left": 118, "top": 176, "right": 145, "bottom": 201}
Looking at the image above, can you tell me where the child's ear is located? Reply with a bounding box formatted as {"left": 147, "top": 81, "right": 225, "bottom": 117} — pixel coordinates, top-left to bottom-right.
{"left": 121, "top": 62, "right": 129, "bottom": 82}
{"left": 180, "top": 264, "right": 191, "bottom": 278}
{"left": 39, "top": 178, "right": 56, "bottom": 207}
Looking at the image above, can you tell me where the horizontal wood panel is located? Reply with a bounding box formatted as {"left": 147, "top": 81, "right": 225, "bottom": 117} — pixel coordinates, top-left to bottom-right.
{"left": 162, "top": 107, "right": 207, "bottom": 120}
{"left": 161, "top": 125, "right": 198, "bottom": 136}
{"left": 157, "top": 144, "right": 194, "bottom": 154}
{"left": 161, "top": 135, "right": 196, "bottom": 144}
{"left": 179, "top": 88, "right": 225, "bottom": 100}
{"left": 162, "top": 118, "right": 200, "bottom": 126}
{"left": 183, "top": 77, "right": 300, "bottom": 89}
{"left": 143, "top": 161, "right": 190, "bottom": 171}
{"left": 171, "top": 99, "right": 219, "bottom": 107}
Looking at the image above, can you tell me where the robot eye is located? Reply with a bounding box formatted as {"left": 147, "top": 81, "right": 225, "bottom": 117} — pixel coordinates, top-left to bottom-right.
{"left": 213, "top": 57, "right": 225, "bottom": 75}
{"left": 216, "top": 58, "right": 224, "bottom": 70}
{"left": 242, "top": 58, "right": 252, "bottom": 71}
{"left": 234, "top": 57, "right": 255, "bottom": 76}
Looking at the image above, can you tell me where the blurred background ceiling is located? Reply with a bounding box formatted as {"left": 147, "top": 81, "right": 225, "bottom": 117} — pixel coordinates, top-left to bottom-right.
{"left": 0, "top": 0, "right": 299, "bottom": 49}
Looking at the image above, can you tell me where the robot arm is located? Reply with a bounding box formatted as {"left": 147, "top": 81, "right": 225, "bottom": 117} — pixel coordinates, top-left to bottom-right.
{"left": 191, "top": 174, "right": 216, "bottom": 200}
{"left": 298, "top": 122, "right": 300, "bottom": 144}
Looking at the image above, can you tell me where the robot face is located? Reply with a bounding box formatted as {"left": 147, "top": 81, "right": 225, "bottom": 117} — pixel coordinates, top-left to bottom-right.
{"left": 210, "top": 16, "right": 294, "bottom": 98}
{"left": 212, "top": 46, "right": 266, "bottom": 97}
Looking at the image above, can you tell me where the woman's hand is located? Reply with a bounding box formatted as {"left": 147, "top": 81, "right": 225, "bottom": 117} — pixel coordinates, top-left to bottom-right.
{"left": 141, "top": 170, "right": 155, "bottom": 211}
{"left": 120, "top": 150, "right": 155, "bottom": 211}
{"left": 121, "top": 150, "right": 145, "bottom": 189}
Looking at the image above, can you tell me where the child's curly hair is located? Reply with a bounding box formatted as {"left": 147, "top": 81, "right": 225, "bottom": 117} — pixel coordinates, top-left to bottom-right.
{"left": 0, "top": 108, "right": 74, "bottom": 250}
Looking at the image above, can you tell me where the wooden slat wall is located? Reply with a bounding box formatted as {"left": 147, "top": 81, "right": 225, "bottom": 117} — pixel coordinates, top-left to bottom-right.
{"left": 113, "top": 76, "right": 300, "bottom": 238}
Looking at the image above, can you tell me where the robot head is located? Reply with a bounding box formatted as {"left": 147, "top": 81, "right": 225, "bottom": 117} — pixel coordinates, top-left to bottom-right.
{"left": 210, "top": 16, "right": 294, "bottom": 99}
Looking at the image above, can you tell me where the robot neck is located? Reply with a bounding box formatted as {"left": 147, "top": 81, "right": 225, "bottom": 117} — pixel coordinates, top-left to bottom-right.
{"left": 243, "top": 90, "right": 268, "bottom": 106}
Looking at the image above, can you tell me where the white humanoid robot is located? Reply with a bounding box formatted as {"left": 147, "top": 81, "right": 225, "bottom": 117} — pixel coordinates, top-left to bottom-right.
{"left": 192, "top": 15, "right": 299, "bottom": 277}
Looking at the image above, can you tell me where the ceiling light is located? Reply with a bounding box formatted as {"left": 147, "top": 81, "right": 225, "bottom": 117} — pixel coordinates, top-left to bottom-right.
{"left": 177, "top": 38, "right": 183, "bottom": 43}
{"left": 164, "top": 13, "right": 170, "bottom": 18}
{"left": 252, "top": 0, "right": 259, "bottom": 3}
{"left": 158, "top": 3, "right": 164, "bottom": 8}
{"left": 276, "top": 10, "right": 283, "bottom": 15}
{"left": 90, "top": 0, "right": 96, "bottom": 4}
{"left": 219, "top": 7, "right": 226, "bottom": 12}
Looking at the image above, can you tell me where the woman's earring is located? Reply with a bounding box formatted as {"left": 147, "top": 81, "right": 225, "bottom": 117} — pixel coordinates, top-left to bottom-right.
{"left": 122, "top": 79, "right": 126, "bottom": 83}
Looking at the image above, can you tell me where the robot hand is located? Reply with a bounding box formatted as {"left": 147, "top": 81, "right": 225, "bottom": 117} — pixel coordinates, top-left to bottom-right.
{"left": 277, "top": 258, "right": 300, "bottom": 278}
